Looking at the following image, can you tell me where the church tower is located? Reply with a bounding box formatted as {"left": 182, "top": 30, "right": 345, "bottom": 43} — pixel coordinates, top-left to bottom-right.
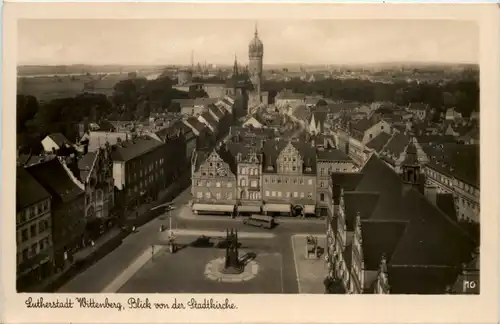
{"left": 400, "top": 138, "right": 422, "bottom": 194}
{"left": 248, "top": 23, "right": 263, "bottom": 101}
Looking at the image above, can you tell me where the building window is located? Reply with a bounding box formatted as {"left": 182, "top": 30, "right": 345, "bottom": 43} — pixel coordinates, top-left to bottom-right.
{"left": 197, "top": 192, "right": 203, "bottom": 198}
{"left": 216, "top": 192, "right": 221, "bottom": 200}
{"left": 22, "top": 249, "right": 29, "bottom": 261}
{"left": 205, "top": 192, "right": 211, "bottom": 199}
{"left": 278, "top": 191, "right": 282, "bottom": 197}
{"left": 294, "top": 192, "right": 298, "bottom": 198}
{"left": 320, "top": 193, "right": 325, "bottom": 201}
{"left": 216, "top": 182, "right": 221, "bottom": 188}
{"left": 227, "top": 193, "right": 233, "bottom": 199}
{"left": 264, "top": 178, "right": 269, "bottom": 184}
{"left": 227, "top": 182, "right": 232, "bottom": 188}
{"left": 21, "top": 229, "right": 29, "bottom": 242}
{"left": 299, "top": 179, "right": 304, "bottom": 185}
{"left": 265, "top": 191, "right": 270, "bottom": 197}
{"left": 308, "top": 179, "right": 313, "bottom": 185}
{"left": 207, "top": 181, "right": 212, "bottom": 187}
{"left": 30, "top": 243, "right": 38, "bottom": 256}
{"left": 292, "top": 166, "right": 297, "bottom": 172}
{"left": 286, "top": 192, "right": 291, "bottom": 198}
{"left": 271, "top": 178, "right": 276, "bottom": 184}
{"left": 240, "top": 179, "right": 247, "bottom": 187}
{"left": 251, "top": 180, "right": 257, "bottom": 187}
{"left": 30, "top": 224, "right": 37, "bottom": 237}
{"left": 308, "top": 192, "right": 312, "bottom": 198}
{"left": 300, "top": 192, "right": 305, "bottom": 198}
{"left": 320, "top": 168, "right": 325, "bottom": 176}
{"left": 272, "top": 191, "right": 276, "bottom": 197}
{"left": 320, "top": 181, "right": 325, "bottom": 188}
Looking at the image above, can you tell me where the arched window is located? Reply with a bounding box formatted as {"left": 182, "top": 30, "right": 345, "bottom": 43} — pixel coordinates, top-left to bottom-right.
{"left": 240, "top": 179, "right": 246, "bottom": 187}
{"left": 240, "top": 190, "right": 247, "bottom": 199}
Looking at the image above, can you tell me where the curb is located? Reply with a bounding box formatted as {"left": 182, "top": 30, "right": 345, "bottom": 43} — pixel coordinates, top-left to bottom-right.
{"left": 101, "top": 244, "right": 166, "bottom": 293}
{"left": 160, "top": 229, "right": 276, "bottom": 239}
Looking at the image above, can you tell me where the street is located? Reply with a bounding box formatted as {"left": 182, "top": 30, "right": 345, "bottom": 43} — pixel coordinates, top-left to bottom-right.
{"left": 57, "top": 186, "right": 325, "bottom": 293}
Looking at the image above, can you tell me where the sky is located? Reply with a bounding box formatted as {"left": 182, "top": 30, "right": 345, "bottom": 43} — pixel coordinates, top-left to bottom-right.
{"left": 18, "top": 19, "right": 479, "bottom": 66}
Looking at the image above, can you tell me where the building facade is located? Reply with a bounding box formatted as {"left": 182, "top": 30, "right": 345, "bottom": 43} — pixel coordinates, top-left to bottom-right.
{"left": 262, "top": 141, "right": 317, "bottom": 217}
{"left": 111, "top": 136, "right": 167, "bottom": 217}
{"left": 26, "top": 158, "right": 86, "bottom": 272}
{"left": 234, "top": 147, "right": 263, "bottom": 215}
{"left": 16, "top": 167, "right": 54, "bottom": 291}
{"left": 191, "top": 148, "right": 238, "bottom": 215}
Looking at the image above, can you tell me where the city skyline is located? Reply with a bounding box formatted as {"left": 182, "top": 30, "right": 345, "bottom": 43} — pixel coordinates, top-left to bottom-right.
{"left": 18, "top": 19, "right": 478, "bottom": 66}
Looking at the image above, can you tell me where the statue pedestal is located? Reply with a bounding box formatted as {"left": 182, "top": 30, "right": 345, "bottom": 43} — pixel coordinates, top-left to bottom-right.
{"left": 220, "top": 250, "right": 244, "bottom": 274}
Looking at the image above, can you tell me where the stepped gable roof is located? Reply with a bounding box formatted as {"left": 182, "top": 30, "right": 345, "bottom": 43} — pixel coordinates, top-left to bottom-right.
{"left": 217, "top": 145, "right": 238, "bottom": 175}
{"left": 355, "top": 155, "right": 476, "bottom": 268}
{"left": 360, "top": 220, "right": 408, "bottom": 271}
{"left": 317, "top": 148, "right": 351, "bottom": 162}
{"left": 26, "top": 158, "right": 84, "bottom": 204}
{"left": 16, "top": 166, "right": 52, "bottom": 211}
{"left": 110, "top": 136, "right": 164, "bottom": 162}
{"left": 193, "top": 150, "right": 210, "bottom": 172}
{"left": 262, "top": 139, "right": 316, "bottom": 174}
{"left": 366, "top": 132, "right": 392, "bottom": 152}
{"left": 77, "top": 151, "right": 98, "bottom": 182}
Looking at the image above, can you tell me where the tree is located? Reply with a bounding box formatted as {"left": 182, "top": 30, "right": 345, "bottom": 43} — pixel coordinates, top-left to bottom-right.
{"left": 324, "top": 276, "right": 345, "bottom": 294}
{"left": 17, "top": 94, "right": 39, "bottom": 133}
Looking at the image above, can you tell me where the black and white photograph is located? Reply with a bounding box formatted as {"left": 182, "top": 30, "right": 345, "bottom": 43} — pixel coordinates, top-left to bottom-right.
{"left": 4, "top": 3, "right": 498, "bottom": 324}
{"left": 14, "top": 16, "right": 482, "bottom": 295}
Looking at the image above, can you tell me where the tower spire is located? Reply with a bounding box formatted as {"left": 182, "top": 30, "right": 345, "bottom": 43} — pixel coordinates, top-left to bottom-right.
{"left": 254, "top": 22, "right": 258, "bottom": 36}
{"left": 233, "top": 53, "right": 239, "bottom": 76}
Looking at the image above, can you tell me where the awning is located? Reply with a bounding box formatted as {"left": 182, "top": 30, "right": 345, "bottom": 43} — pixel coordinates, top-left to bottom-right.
{"left": 192, "top": 203, "right": 234, "bottom": 213}
{"left": 304, "top": 205, "right": 316, "bottom": 214}
{"left": 264, "top": 203, "right": 291, "bottom": 213}
{"left": 238, "top": 205, "right": 262, "bottom": 213}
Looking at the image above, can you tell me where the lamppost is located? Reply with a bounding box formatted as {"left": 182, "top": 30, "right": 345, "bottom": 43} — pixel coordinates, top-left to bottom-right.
{"left": 151, "top": 202, "right": 177, "bottom": 253}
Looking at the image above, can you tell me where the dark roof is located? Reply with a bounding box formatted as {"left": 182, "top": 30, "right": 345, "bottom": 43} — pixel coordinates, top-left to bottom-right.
{"left": 77, "top": 151, "right": 97, "bottom": 182}
{"left": 208, "top": 104, "right": 225, "bottom": 120}
{"left": 317, "top": 148, "right": 351, "bottom": 162}
{"left": 193, "top": 150, "right": 210, "bottom": 172}
{"left": 402, "top": 142, "right": 419, "bottom": 166}
{"left": 26, "top": 158, "right": 84, "bottom": 204}
{"left": 408, "top": 102, "right": 428, "bottom": 111}
{"left": 387, "top": 265, "right": 461, "bottom": 294}
{"left": 16, "top": 167, "right": 51, "bottom": 211}
{"left": 47, "top": 133, "right": 72, "bottom": 148}
{"left": 351, "top": 119, "right": 374, "bottom": 133}
{"left": 310, "top": 111, "right": 328, "bottom": 126}
{"left": 356, "top": 155, "right": 476, "bottom": 268}
{"left": 366, "top": 132, "right": 392, "bottom": 152}
{"left": 200, "top": 111, "right": 219, "bottom": 130}
{"left": 422, "top": 143, "right": 479, "bottom": 187}
{"left": 110, "top": 136, "right": 164, "bottom": 162}
{"left": 360, "top": 220, "right": 408, "bottom": 270}
{"left": 382, "top": 132, "right": 409, "bottom": 157}
{"left": 343, "top": 192, "right": 380, "bottom": 231}
{"left": 185, "top": 117, "right": 207, "bottom": 134}
{"left": 330, "top": 172, "right": 365, "bottom": 204}
{"left": 217, "top": 146, "right": 238, "bottom": 175}
{"left": 226, "top": 143, "right": 262, "bottom": 163}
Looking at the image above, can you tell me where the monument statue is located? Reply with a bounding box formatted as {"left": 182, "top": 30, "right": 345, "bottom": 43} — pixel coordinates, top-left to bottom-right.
{"left": 220, "top": 228, "right": 244, "bottom": 274}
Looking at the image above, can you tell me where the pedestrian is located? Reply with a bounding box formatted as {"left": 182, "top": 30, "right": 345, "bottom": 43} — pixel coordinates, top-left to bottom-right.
{"left": 132, "top": 225, "right": 136, "bottom": 232}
